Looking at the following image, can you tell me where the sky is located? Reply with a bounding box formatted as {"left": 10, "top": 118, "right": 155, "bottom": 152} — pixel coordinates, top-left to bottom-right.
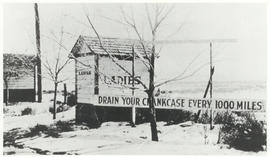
{"left": 2, "top": 3, "right": 267, "bottom": 88}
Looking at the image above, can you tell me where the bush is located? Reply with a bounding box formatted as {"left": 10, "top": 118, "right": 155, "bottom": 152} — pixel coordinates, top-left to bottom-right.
{"left": 3, "top": 108, "right": 9, "bottom": 114}
{"left": 25, "top": 124, "right": 49, "bottom": 137}
{"left": 50, "top": 102, "right": 70, "bottom": 114}
{"left": 220, "top": 112, "right": 266, "bottom": 152}
{"left": 26, "top": 124, "right": 60, "bottom": 138}
{"left": 136, "top": 108, "right": 149, "bottom": 124}
{"left": 49, "top": 106, "right": 54, "bottom": 114}
{"left": 197, "top": 111, "right": 211, "bottom": 124}
{"left": 197, "top": 111, "right": 234, "bottom": 125}
{"left": 214, "top": 111, "right": 235, "bottom": 124}
{"left": 55, "top": 120, "right": 73, "bottom": 132}
{"left": 49, "top": 106, "right": 61, "bottom": 114}
{"left": 57, "top": 106, "right": 64, "bottom": 112}
{"left": 21, "top": 107, "right": 32, "bottom": 116}
{"left": 44, "top": 128, "right": 60, "bottom": 138}
{"left": 134, "top": 109, "right": 193, "bottom": 125}
{"left": 67, "top": 93, "right": 76, "bottom": 107}
{"left": 24, "top": 121, "right": 74, "bottom": 138}
{"left": 164, "top": 110, "right": 193, "bottom": 125}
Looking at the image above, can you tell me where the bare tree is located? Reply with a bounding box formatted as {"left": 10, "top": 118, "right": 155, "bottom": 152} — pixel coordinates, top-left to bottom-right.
{"left": 26, "top": 24, "right": 72, "bottom": 119}
{"left": 42, "top": 27, "right": 71, "bottom": 120}
{"left": 80, "top": 4, "right": 208, "bottom": 141}
{"left": 31, "top": 4, "right": 73, "bottom": 120}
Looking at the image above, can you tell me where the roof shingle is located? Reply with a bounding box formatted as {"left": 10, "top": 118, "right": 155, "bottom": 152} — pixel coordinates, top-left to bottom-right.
{"left": 71, "top": 36, "right": 151, "bottom": 57}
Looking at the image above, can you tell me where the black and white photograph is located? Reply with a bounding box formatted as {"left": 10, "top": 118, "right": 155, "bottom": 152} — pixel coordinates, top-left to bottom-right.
{"left": 1, "top": 0, "right": 268, "bottom": 155}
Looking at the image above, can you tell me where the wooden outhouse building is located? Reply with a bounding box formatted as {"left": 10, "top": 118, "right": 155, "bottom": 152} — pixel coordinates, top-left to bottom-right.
{"left": 70, "top": 36, "right": 150, "bottom": 125}
{"left": 3, "top": 53, "right": 37, "bottom": 102}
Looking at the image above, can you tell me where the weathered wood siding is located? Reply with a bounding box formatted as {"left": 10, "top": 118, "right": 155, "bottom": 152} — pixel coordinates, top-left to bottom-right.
{"left": 3, "top": 74, "right": 34, "bottom": 89}
{"left": 3, "top": 68, "right": 35, "bottom": 102}
{"left": 76, "top": 55, "right": 95, "bottom": 104}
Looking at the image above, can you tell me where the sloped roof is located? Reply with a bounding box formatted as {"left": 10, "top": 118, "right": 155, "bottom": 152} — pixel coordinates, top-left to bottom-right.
{"left": 70, "top": 36, "right": 151, "bottom": 57}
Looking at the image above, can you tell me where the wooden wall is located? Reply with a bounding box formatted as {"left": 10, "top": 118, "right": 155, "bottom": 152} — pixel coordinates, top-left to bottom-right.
{"left": 76, "top": 55, "right": 95, "bottom": 104}
{"left": 3, "top": 69, "right": 35, "bottom": 102}
{"left": 76, "top": 54, "right": 149, "bottom": 104}
{"left": 3, "top": 74, "right": 34, "bottom": 89}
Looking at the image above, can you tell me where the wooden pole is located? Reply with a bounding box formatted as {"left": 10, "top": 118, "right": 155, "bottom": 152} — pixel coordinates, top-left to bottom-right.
{"left": 94, "top": 54, "right": 99, "bottom": 95}
{"left": 210, "top": 43, "right": 212, "bottom": 99}
{"left": 34, "top": 3, "right": 42, "bottom": 102}
{"left": 63, "top": 83, "right": 67, "bottom": 104}
{"left": 194, "top": 66, "right": 214, "bottom": 122}
{"left": 209, "top": 42, "right": 214, "bottom": 130}
{"left": 34, "top": 65, "right": 36, "bottom": 101}
{"left": 131, "top": 46, "right": 136, "bottom": 127}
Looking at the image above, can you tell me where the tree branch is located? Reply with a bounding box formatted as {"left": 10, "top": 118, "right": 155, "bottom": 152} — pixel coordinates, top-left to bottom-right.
{"left": 84, "top": 12, "right": 148, "bottom": 90}
{"left": 155, "top": 62, "right": 209, "bottom": 88}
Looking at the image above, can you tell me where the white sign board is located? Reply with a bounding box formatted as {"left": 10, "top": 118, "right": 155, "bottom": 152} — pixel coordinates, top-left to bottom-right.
{"left": 90, "top": 94, "right": 265, "bottom": 112}
{"left": 98, "top": 57, "right": 148, "bottom": 96}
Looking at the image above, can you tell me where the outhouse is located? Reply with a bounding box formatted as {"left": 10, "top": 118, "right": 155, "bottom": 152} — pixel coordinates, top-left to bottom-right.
{"left": 70, "top": 36, "right": 150, "bottom": 125}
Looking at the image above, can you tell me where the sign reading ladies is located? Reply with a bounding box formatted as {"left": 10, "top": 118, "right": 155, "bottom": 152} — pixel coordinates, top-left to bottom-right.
{"left": 92, "top": 95, "right": 265, "bottom": 112}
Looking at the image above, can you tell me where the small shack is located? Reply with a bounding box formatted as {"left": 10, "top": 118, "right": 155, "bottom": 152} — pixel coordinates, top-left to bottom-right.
{"left": 3, "top": 53, "right": 37, "bottom": 103}
{"left": 70, "top": 36, "right": 150, "bottom": 125}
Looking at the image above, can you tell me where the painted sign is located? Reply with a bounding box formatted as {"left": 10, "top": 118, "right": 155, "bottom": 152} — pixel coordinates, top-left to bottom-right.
{"left": 103, "top": 75, "right": 141, "bottom": 86}
{"left": 98, "top": 57, "right": 149, "bottom": 95}
{"left": 78, "top": 70, "right": 92, "bottom": 76}
{"left": 90, "top": 94, "right": 265, "bottom": 112}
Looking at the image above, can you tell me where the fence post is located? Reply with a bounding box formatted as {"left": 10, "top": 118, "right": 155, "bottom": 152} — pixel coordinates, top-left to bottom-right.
{"left": 64, "top": 83, "right": 67, "bottom": 104}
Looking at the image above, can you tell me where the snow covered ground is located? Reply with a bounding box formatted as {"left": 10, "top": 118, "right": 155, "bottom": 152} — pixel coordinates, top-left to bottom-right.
{"left": 3, "top": 93, "right": 267, "bottom": 155}
{"left": 4, "top": 122, "right": 266, "bottom": 155}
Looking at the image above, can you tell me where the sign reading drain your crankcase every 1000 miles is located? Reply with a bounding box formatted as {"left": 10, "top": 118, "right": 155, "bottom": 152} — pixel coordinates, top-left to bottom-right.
{"left": 91, "top": 95, "right": 265, "bottom": 112}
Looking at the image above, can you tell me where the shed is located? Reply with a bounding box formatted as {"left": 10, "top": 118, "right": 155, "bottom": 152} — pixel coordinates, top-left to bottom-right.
{"left": 70, "top": 36, "right": 150, "bottom": 125}
{"left": 3, "top": 53, "right": 37, "bottom": 102}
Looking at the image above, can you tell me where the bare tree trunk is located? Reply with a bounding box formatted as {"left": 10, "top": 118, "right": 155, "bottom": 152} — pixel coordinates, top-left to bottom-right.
{"left": 53, "top": 82, "right": 58, "bottom": 119}
{"left": 148, "top": 50, "right": 158, "bottom": 141}
{"left": 34, "top": 3, "right": 42, "bottom": 102}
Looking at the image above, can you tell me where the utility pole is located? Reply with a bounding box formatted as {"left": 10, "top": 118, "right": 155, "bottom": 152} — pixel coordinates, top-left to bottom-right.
{"left": 131, "top": 46, "right": 136, "bottom": 127}
{"left": 210, "top": 42, "right": 213, "bottom": 99}
{"left": 182, "top": 39, "right": 236, "bottom": 123}
{"left": 34, "top": 3, "right": 42, "bottom": 102}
